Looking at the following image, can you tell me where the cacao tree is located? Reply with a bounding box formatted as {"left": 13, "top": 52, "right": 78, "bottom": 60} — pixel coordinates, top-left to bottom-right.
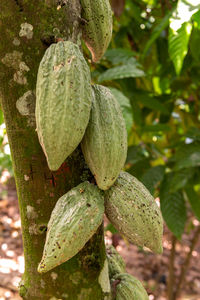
{"left": 0, "top": 0, "right": 163, "bottom": 299}
{"left": 95, "top": 1, "right": 200, "bottom": 299}
{"left": 0, "top": 1, "right": 110, "bottom": 299}
{"left": 1, "top": 0, "right": 200, "bottom": 299}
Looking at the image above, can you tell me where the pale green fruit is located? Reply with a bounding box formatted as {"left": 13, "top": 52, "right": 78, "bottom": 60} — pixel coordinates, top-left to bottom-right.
{"left": 38, "top": 182, "right": 104, "bottom": 273}
{"left": 81, "top": 85, "right": 127, "bottom": 190}
{"left": 106, "top": 245, "right": 126, "bottom": 278}
{"left": 36, "top": 41, "right": 92, "bottom": 171}
{"left": 111, "top": 273, "right": 149, "bottom": 300}
{"left": 80, "top": 0, "right": 113, "bottom": 62}
{"left": 105, "top": 171, "right": 163, "bottom": 254}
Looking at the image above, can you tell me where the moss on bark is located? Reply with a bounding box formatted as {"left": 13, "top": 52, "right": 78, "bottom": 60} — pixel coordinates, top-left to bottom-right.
{"left": 0, "top": 1, "right": 109, "bottom": 299}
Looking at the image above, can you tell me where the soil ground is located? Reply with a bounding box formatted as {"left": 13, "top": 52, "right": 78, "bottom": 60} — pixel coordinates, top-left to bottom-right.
{"left": 0, "top": 181, "right": 200, "bottom": 300}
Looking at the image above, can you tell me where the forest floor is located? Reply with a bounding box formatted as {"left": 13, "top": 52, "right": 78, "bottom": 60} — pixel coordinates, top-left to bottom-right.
{"left": 0, "top": 180, "right": 200, "bottom": 300}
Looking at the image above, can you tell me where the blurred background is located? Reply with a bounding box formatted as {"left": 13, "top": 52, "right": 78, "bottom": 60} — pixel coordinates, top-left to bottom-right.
{"left": 1, "top": 0, "right": 200, "bottom": 299}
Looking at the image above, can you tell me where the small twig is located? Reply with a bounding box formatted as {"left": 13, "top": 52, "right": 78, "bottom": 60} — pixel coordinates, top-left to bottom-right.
{"left": 174, "top": 225, "right": 200, "bottom": 299}
{"left": 160, "top": 0, "right": 165, "bottom": 17}
{"left": 165, "top": 0, "right": 172, "bottom": 10}
{"left": 167, "top": 234, "right": 177, "bottom": 300}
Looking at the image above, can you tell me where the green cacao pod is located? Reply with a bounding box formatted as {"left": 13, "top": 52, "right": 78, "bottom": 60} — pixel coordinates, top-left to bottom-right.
{"left": 38, "top": 181, "right": 104, "bottom": 273}
{"left": 106, "top": 245, "right": 126, "bottom": 278}
{"left": 111, "top": 273, "right": 149, "bottom": 300}
{"left": 36, "top": 41, "right": 92, "bottom": 171}
{"left": 105, "top": 171, "right": 163, "bottom": 254}
{"left": 81, "top": 85, "right": 127, "bottom": 190}
{"left": 80, "top": 0, "right": 113, "bottom": 62}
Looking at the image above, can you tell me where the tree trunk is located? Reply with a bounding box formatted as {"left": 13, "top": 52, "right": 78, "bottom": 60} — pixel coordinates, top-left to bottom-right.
{"left": 0, "top": 1, "right": 110, "bottom": 299}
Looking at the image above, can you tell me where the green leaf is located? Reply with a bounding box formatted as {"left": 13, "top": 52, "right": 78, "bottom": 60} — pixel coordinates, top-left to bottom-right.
{"left": 170, "top": 169, "right": 195, "bottom": 193}
{"left": 142, "top": 124, "right": 171, "bottom": 132}
{"left": 190, "top": 27, "right": 200, "bottom": 61}
{"left": 0, "top": 154, "right": 13, "bottom": 175}
{"left": 185, "top": 186, "right": 200, "bottom": 221}
{"left": 143, "top": 10, "right": 173, "bottom": 57}
{"left": 104, "top": 48, "right": 137, "bottom": 65}
{"left": 186, "top": 127, "right": 200, "bottom": 142}
{"left": 160, "top": 174, "right": 187, "bottom": 238}
{"left": 109, "top": 88, "right": 131, "bottom": 109}
{"left": 173, "top": 142, "right": 200, "bottom": 170}
{"left": 0, "top": 110, "right": 4, "bottom": 125}
{"left": 192, "top": 10, "right": 200, "bottom": 29}
{"left": 109, "top": 88, "right": 133, "bottom": 134}
{"left": 168, "top": 22, "right": 192, "bottom": 75}
{"left": 170, "top": 0, "right": 200, "bottom": 32}
{"left": 98, "top": 58, "right": 145, "bottom": 82}
{"left": 131, "top": 91, "right": 169, "bottom": 114}
{"left": 168, "top": 0, "right": 200, "bottom": 74}
{"left": 140, "top": 165, "right": 165, "bottom": 195}
{"left": 126, "top": 145, "right": 148, "bottom": 165}
{"left": 131, "top": 100, "right": 142, "bottom": 126}
{"left": 104, "top": 223, "right": 118, "bottom": 234}
{"left": 127, "top": 158, "right": 151, "bottom": 180}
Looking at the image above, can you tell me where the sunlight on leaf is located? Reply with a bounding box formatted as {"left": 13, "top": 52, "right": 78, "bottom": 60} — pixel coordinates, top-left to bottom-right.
{"left": 168, "top": 0, "right": 200, "bottom": 74}
{"left": 169, "top": 22, "right": 192, "bottom": 75}
{"left": 170, "top": 0, "right": 200, "bottom": 32}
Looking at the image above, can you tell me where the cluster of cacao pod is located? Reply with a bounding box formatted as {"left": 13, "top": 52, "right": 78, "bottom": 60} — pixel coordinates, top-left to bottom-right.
{"left": 107, "top": 245, "right": 149, "bottom": 299}
{"left": 35, "top": 0, "right": 163, "bottom": 298}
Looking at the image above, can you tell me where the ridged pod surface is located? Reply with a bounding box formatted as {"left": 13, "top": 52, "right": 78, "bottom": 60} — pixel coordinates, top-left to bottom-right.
{"left": 105, "top": 172, "right": 163, "bottom": 254}
{"left": 111, "top": 273, "right": 149, "bottom": 300}
{"left": 80, "top": 0, "right": 113, "bottom": 62}
{"left": 106, "top": 245, "right": 126, "bottom": 278}
{"left": 36, "top": 41, "right": 92, "bottom": 171}
{"left": 81, "top": 85, "right": 127, "bottom": 190}
{"left": 38, "top": 182, "right": 104, "bottom": 273}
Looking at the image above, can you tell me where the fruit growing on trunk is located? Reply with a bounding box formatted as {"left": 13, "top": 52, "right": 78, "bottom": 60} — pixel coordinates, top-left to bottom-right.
{"left": 105, "top": 171, "right": 163, "bottom": 254}
{"left": 81, "top": 85, "right": 127, "bottom": 190}
{"left": 106, "top": 245, "right": 126, "bottom": 278}
{"left": 80, "top": 0, "right": 113, "bottom": 62}
{"left": 38, "top": 181, "right": 104, "bottom": 273}
{"left": 36, "top": 41, "right": 92, "bottom": 171}
{"left": 111, "top": 273, "right": 149, "bottom": 300}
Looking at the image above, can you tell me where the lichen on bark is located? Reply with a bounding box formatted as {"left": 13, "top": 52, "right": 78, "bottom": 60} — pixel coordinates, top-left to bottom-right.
{"left": 0, "top": 0, "right": 109, "bottom": 299}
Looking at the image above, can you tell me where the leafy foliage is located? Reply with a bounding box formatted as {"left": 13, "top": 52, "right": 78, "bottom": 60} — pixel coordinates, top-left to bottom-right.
{"left": 168, "top": 22, "right": 192, "bottom": 75}
{"left": 185, "top": 186, "right": 200, "bottom": 221}
{"left": 91, "top": 0, "right": 200, "bottom": 239}
{"left": 140, "top": 165, "right": 165, "bottom": 195}
{"left": 1, "top": 0, "right": 200, "bottom": 240}
{"left": 160, "top": 173, "right": 187, "bottom": 238}
{"left": 98, "top": 58, "right": 145, "bottom": 82}
{"left": 168, "top": 0, "right": 200, "bottom": 74}
{"left": 173, "top": 142, "right": 200, "bottom": 170}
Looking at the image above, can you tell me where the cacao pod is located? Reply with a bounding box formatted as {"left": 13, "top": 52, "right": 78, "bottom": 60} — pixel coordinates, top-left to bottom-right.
{"left": 81, "top": 85, "right": 127, "bottom": 190}
{"left": 36, "top": 41, "right": 92, "bottom": 171}
{"left": 38, "top": 181, "right": 104, "bottom": 273}
{"left": 106, "top": 245, "right": 126, "bottom": 278}
{"left": 105, "top": 171, "right": 163, "bottom": 254}
{"left": 80, "top": 0, "right": 113, "bottom": 62}
{"left": 111, "top": 273, "right": 149, "bottom": 300}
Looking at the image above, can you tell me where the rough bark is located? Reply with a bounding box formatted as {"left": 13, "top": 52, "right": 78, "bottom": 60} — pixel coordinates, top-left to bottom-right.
{"left": 0, "top": 1, "right": 109, "bottom": 299}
